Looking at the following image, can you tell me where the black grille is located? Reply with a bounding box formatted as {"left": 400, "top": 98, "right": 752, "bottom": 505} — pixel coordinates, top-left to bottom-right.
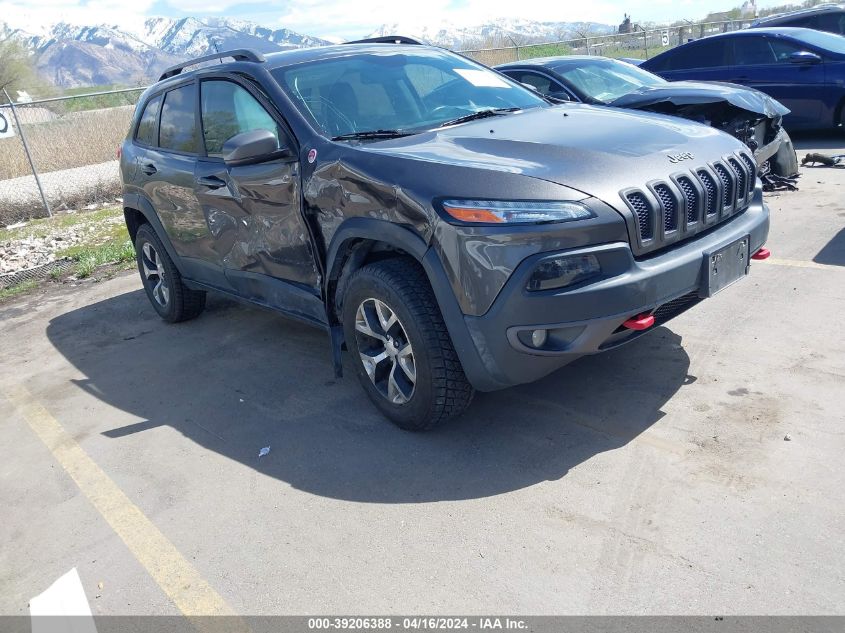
{"left": 714, "top": 163, "right": 734, "bottom": 210}
{"left": 677, "top": 176, "right": 698, "bottom": 224}
{"left": 625, "top": 192, "right": 653, "bottom": 240}
{"left": 653, "top": 184, "right": 678, "bottom": 232}
{"left": 728, "top": 158, "right": 747, "bottom": 202}
{"left": 739, "top": 153, "right": 758, "bottom": 194}
{"left": 652, "top": 291, "right": 702, "bottom": 325}
{"left": 697, "top": 169, "right": 718, "bottom": 217}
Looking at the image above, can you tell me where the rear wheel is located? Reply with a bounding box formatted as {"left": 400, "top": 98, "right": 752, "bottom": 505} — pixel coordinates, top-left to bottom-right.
{"left": 134, "top": 224, "right": 206, "bottom": 323}
{"left": 342, "top": 258, "right": 474, "bottom": 431}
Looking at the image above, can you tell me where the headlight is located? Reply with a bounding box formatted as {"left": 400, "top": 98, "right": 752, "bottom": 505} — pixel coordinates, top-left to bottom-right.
{"left": 440, "top": 199, "right": 594, "bottom": 224}
{"left": 527, "top": 253, "right": 601, "bottom": 291}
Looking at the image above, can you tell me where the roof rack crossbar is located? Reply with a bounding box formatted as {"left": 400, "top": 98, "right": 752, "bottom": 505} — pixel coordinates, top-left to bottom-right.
{"left": 159, "top": 49, "right": 266, "bottom": 81}
{"left": 344, "top": 35, "right": 424, "bottom": 45}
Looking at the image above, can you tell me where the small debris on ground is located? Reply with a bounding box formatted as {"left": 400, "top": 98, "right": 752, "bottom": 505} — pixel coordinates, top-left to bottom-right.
{"left": 784, "top": 434, "right": 792, "bottom": 442}
{"left": 259, "top": 446, "right": 270, "bottom": 458}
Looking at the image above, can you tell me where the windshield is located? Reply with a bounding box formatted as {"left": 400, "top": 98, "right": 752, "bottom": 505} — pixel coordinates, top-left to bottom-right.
{"left": 271, "top": 48, "right": 546, "bottom": 138}
{"left": 794, "top": 28, "right": 845, "bottom": 54}
{"left": 554, "top": 59, "right": 665, "bottom": 104}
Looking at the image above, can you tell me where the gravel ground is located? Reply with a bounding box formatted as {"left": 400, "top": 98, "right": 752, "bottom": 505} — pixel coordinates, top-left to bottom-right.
{"left": 0, "top": 208, "right": 124, "bottom": 275}
{"left": 0, "top": 161, "right": 121, "bottom": 224}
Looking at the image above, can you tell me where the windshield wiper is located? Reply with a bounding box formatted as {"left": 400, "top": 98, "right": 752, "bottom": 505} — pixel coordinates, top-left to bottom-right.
{"left": 331, "top": 130, "right": 411, "bottom": 141}
{"left": 436, "top": 107, "right": 521, "bottom": 129}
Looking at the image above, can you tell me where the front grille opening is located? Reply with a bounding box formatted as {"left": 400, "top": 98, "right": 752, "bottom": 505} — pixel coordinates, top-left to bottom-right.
{"left": 677, "top": 176, "right": 698, "bottom": 224}
{"left": 697, "top": 169, "right": 718, "bottom": 217}
{"left": 739, "top": 153, "right": 758, "bottom": 195}
{"left": 653, "top": 184, "right": 678, "bottom": 233}
{"left": 626, "top": 192, "right": 654, "bottom": 240}
{"left": 728, "top": 158, "right": 747, "bottom": 201}
{"left": 714, "top": 163, "right": 734, "bottom": 210}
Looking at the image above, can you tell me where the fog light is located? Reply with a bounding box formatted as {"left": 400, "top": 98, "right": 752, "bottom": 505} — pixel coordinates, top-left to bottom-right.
{"left": 531, "top": 329, "right": 548, "bottom": 348}
{"left": 527, "top": 254, "right": 601, "bottom": 291}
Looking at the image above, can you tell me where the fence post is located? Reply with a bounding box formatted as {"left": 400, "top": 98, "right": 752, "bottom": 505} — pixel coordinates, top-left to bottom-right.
{"left": 2, "top": 88, "right": 51, "bottom": 218}
{"left": 642, "top": 29, "right": 648, "bottom": 59}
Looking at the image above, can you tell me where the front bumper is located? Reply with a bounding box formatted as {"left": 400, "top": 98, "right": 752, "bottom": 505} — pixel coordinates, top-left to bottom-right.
{"left": 446, "top": 198, "right": 769, "bottom": 391}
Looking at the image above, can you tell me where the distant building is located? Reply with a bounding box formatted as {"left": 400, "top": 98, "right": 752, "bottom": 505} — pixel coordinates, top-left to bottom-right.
{"left": 619, "top": 13, "right": 632, "bottom": 34}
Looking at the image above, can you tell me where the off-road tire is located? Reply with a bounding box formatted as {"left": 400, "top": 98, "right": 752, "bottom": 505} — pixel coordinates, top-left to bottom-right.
{"left": 135, "top": 224, "right": 206, "bottom": 323}
{"left": 342, "top": 258, "right": 474, "bottom": 430}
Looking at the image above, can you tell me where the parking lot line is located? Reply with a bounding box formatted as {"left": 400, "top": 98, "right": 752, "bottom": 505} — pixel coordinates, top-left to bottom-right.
{"left": 3, "top": 383, "right": 240, "bottom": 621}
{"left": 758, "top": 257, "right": 841, "bottom": 271}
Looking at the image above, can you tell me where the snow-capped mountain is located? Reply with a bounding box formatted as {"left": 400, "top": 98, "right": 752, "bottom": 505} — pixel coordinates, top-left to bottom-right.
{"left": 136, "top": 17, "right": 331, "bottom": 58}
{"left": 2, "top": 18, "right": 331, "bottom": 88}
{"left": 368, "top": 18, "right": 614, "bottom": 48}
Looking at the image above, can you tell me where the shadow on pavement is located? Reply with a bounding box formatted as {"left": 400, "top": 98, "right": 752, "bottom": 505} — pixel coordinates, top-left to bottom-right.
{"left": 46, "top": 290, "right": 692, "bottom": 503}
{"left": 789, "top": 130, "right": 845, "bottom": 152}
{"left": 815, "top": 228, "right": 845, "bottom": 267}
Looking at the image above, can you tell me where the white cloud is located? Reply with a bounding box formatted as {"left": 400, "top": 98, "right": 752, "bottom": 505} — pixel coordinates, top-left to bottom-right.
{"left": 2, "top": 0, "right": 156, "bottom": 33}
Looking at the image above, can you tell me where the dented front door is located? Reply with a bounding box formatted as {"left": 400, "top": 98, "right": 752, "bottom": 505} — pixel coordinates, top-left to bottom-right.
{"left": 194, "top": 78, "right": 320, "bottom": 300}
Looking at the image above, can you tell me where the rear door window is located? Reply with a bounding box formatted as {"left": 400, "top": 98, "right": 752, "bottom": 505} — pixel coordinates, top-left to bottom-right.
{"left": 135, "top": 95, "right": 161, "bottom": 146}
{"left": 657, "top": 39, "right": 729, "bottom": 70}
{"left": 201, "top": 80, "right": 281, "bottom": 157}
{"left": 159, "top": 83, "right": 199, "bottom": 154}
{"left": 731, "top": 37, "right": 777, "bottom": 65}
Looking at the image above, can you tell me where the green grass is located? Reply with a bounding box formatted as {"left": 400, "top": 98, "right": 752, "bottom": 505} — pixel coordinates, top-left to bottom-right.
{"left": 56, "top": 218, "right": 136, "bottom": 278}
{"left": 0, "top": 280, "right": 40, "bottom": 301}
{"left": 0, "top": 206, "right": 137, "bottom": 302}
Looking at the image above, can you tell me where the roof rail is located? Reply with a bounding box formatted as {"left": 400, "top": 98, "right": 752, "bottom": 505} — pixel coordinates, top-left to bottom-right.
{"left": 159, "top": 49, "right": 266, "bottom": 81}
{"left": 344, "top": 35, "right": 424, "bottom": 45}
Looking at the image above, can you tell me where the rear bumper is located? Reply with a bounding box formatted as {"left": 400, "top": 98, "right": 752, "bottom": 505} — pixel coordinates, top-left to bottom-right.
{"left": 434, "top": 197, "right": 769, "bottom": 392}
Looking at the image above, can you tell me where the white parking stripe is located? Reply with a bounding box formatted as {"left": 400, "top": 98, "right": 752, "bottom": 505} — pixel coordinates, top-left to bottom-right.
{"left": 30, "top": 568, "right": 98, "bottom": 633}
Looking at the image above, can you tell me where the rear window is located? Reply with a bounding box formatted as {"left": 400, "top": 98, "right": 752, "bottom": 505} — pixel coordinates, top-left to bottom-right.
{"left": 135, "top": 95, "right": 161, "bottom": 146}
{"left": 159, "top": 84, "right": 199, "bottom": 154}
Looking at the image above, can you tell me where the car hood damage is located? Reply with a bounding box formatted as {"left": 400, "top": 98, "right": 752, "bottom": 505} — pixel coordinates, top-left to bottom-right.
{"left": 609, "top": 81, "right": 799, "bottom": 184}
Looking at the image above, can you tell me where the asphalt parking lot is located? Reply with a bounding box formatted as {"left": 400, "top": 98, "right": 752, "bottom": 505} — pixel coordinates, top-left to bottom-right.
{"left": 1, "top": 135, "right": 844, "bottom": 617}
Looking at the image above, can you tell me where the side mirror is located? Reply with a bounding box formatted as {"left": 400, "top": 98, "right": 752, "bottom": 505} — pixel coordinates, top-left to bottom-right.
{"left": 788, "top": 50, "right": 822, "bottom": 64}
{"left": 222, "top": 129, "right": 291, "bottom": 166}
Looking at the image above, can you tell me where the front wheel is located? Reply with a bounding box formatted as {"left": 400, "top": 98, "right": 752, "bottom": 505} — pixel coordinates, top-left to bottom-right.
{"left": 342, "top": 258, "right": 474, "bottom": 431}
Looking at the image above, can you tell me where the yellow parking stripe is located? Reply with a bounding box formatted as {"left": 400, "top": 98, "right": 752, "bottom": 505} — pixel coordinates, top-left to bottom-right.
{"left": 759, "top": 257, "right": 841, "bottom": 271}
{"left": 4, "top": 383, "right": 242, "bottom": 623}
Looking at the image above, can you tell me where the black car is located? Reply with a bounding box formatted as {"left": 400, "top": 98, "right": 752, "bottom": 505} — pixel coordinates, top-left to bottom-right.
{"left": 751, "top": 4, "right": 845, "bottom": 36}
{"left": 496, "top": 55, "right": 798, "bottom": 179}
{"left": 120, "top": 43, "right": 770, "bottom": 430}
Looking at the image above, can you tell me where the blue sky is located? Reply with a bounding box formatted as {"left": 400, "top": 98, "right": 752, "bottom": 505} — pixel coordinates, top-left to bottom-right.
{"left": 6, "top": 0, "right": 791, "bottom": 40}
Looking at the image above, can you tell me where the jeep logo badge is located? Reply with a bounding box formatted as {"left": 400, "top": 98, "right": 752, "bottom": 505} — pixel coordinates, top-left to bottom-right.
{"left": 668, "top": 152, "right": 694, "bottom": 164}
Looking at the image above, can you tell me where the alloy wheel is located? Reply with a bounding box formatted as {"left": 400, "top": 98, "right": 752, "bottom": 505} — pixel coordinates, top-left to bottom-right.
{"left": 141, "top": 241, "right": 170, "bottom": 308}
{"left": 354, "top": 298, "right": 416, "bottom": 405}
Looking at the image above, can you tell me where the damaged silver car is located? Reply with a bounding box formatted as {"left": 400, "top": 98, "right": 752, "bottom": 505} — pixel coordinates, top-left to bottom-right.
{"left": 496, "top": 55, "right": 800, "bottom": 186}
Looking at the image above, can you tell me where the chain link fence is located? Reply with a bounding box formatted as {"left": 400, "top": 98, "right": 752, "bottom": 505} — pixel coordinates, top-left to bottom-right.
{"left": 459, "top": 19, "right": 754, "bottom": 66}
{"left": 0, "top": 87, "right": 145, "bottom": 225}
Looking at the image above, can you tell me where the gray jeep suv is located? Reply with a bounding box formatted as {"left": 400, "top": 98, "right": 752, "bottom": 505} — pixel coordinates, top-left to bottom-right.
{"left": 119, "top": 42, "right": 770, "bottom": 430}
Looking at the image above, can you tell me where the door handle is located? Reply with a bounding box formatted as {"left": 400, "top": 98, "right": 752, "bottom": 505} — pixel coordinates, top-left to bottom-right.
{"left": 196, "top": 175, "right": 227, "bottom": 189}
{"left": 141, "top": 163, "right": 157, "bottom": 175}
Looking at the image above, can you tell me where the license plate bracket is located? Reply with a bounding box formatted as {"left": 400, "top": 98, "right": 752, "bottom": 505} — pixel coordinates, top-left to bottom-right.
{"left": 700, "top": 235, "right": 750, "bottom": 298}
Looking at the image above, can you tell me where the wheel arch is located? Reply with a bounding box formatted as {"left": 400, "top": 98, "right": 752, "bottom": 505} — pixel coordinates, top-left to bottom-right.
{"left": 325, "top": 218, "right": 429, "bottom": 323}
{"left": 122, "top": 192, "right": 186, "bottom": 275}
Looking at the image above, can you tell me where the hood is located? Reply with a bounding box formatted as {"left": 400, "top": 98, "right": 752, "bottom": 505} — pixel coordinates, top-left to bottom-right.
{"left": 360, "top": 103, "right": 749, "bottom": 207}
{"left": 611, "top": 81, "right": 790, "bottom": 119}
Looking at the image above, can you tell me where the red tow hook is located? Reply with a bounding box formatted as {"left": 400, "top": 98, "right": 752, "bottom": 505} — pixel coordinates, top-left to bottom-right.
{"left": 751, "top": 247, "right": 771, "bottom": 260}
{"left": 622, "top": 313, "right": 655, "bottom": 331}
